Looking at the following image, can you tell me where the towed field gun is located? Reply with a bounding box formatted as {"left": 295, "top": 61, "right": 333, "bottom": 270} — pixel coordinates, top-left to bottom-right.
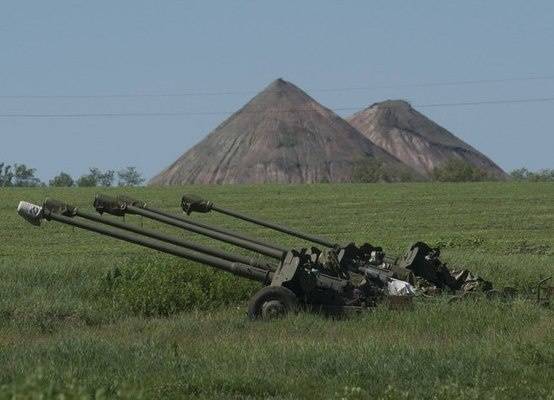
{"left": 17, "top": 194, "right": 414, "bottom": 318}
{"left": 17, "top": 193, "right": 539, "bottom": 319}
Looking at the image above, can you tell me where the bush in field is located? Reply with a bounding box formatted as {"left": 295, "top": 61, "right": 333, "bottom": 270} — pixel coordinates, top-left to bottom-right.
{"left": 431, "top": 159, "right": 490, "bottom": 182}
{"left": 117, "top": 167, "right": 144, "bottom": 186}
{"left": 101, "top": 256, "right": 260, "bottom": 317}
{"left": 352, "top": 159, "right": 389, "bottom": 183}
{"left": 0, "top": 163, "right": 14, "bottom": 186}
{"left": 0, "top": 163, "right": 42, "bottom": 187}
{"left": 13, "top": 164, "right": 42, "bottom": 186}
{"left": 76, "top": 167, "right": 115, "bottom": 187}
{"left": 352, "top": 159, "right": 415, "bottom": 183}
{"left": 49, "top": 171, "right": 75, "bottom": 187}
{"left": 510, "top": 167, "right": 554, "bottom": 182}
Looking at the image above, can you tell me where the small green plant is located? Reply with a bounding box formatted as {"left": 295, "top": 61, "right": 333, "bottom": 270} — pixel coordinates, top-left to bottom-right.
{"left": 352, "top": 159, "right": 391, "bottom": 182}
{"left": 432, "top": 159, "right": 491, "bottom": 182}
{"left": 509, "top": 240, "right": 551, "bottom": 255}
{"left": 101, "top": 255, "right": 260, "bottom": 317}
{"left": 433, "top": 235, "right": 486, "bottom": 249}
{"left": 49, "top": 171, "right": 75, "bottom": 187}
{"left": 276, "top": 133, "right": 298, "bottom": 148}
{"left": 510, "top": 167, "right": 554, "bottom": 182}
{"left": 352, "top": 159, "right": 417, "bottom": 182}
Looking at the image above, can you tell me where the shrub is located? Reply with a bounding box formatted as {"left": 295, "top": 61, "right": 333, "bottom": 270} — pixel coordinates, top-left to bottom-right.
{"left": 117, "top": 167, "right": 144, "bottom": 186}
{"left": 0, "top": 163, "right": 14, "bottom": 186}
{"left": 431, "top": 159, "right": 490, "bottom": 182}
{"left": 510, "top": 167, "right": 554, "bottom": 182}
{"left": 76, "top": 168, "right": 115, "bottom": 187}
{"left": 49, "top": 172, "right": 75, "bottom": 187}
{"left": 352, "top": 159, "right": 417, "bottom": 183}
{"left": 352, "top": 159, "right": 392, "bottom": 183}
{"left": 101, "top": 256, "right": 260, "bottom": 317}
{"left": 1, "top": 163, "right": 42, "bottom": 187}
{"left": 277, "top": 133, "right": 298, "bottom": 148}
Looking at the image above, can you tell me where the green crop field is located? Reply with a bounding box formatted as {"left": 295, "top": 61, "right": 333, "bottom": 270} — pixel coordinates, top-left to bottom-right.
{"left": 0, "top": 183, "right": 553, "bottom": 399}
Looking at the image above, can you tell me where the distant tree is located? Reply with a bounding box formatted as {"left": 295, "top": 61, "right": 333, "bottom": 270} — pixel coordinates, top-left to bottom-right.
{"left": 0, "top": 163, "right": 14, "bottom": 187}
{"left": 351, "top": 159, "right": 417, "bottom": 183}
{"left": 510, "top": 167, "right": 554, "bottom": 182}
{"left": 510, "top": 168, "right": 529, "bottom": 181}
{"left": 97, "top": 169, "right": 115, "bottom": 187}
{"left": 352, "top": 159, "right": 392, "bottom": 183}
{"left": 431, "top": 159, "right": 489, "bottom": 182}
{"left": 1, "top": 163, "right": 42, "bottom": 187}
{"left": 117, "top": 167, "right": 144, "bottom": 186}
{"left": 12, "top": 164, "right": 41, "bottom": 187}
{"left": 49, "top": 172, "right": 75, "bottom": 187}
{"left": 395, "top": 166, "right": 418, "bottom": 182}
{"left": 76, "top": 172, "right": 98, "bottom": 187}
{"left": 532, "top": 169, "right": 554, "bottom": 182}
{"left": 76, "top": 167, "right": 115, "bottom": 187}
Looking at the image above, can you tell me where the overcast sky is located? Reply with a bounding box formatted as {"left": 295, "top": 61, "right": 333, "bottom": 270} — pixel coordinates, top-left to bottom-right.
{"left": 1, "top": 1, "right": 553, "bottom": 181}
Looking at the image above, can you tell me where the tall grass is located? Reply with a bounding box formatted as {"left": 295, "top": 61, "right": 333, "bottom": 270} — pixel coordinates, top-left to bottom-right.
{"left": 0, "top": 183, "right": 552, "bottom": 399}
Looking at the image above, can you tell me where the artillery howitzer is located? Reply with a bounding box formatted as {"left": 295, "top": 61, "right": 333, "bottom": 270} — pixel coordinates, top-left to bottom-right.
{"left": 17, "top": 194, "right": 422, "bottom": 319}
{"left": 19, "top": 194, "right": 540, "bottom": 319}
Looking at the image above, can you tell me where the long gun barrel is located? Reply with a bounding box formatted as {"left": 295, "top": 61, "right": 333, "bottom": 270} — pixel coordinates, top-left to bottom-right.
{"left": 17, "top": 200, "right": 273, "bottom": 283}
{"left": 42, "top": 199, "right": 276, "bottom": 271}
{"left": 93, "top": 194, "right": 286, "bottom": 259}
{"left": 181, "top": 194, "right": 336, "bottom": 248}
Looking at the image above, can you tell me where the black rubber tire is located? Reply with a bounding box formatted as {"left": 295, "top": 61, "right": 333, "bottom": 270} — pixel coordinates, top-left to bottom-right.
{"left": 247, "top": 286, "right": 298, "bottom": 320}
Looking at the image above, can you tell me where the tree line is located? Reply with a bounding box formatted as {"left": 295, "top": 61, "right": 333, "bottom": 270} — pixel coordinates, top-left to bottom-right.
{"left": 352, "top": 158, "right": 554, "bottom": 183}
{"left": 0, "top": 163, "right": 145, "bottom": 187}
{"left": 1, "top": 160, "right": 552, "bottom": 187}
{"left": 431, "top": 160, "right": 554, "bottom": 182}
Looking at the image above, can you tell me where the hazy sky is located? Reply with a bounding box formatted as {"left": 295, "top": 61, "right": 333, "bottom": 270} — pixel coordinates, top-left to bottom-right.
{"left": 1, "top": 1, "right": 553, "bottom": 181}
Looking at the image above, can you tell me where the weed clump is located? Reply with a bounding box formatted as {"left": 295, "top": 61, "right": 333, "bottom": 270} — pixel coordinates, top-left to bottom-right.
{"left": 101, "top": 255, "right": 260, "bottom": 317}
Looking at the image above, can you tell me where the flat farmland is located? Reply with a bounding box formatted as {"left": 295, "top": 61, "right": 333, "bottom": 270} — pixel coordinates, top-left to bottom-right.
{"left": 0, "top": 183, "right": 552, "bottom": 399}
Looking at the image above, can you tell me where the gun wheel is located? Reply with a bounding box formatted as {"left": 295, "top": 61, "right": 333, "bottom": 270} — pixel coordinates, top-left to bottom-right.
{"left": 247, "top": 286, "right": 298, "bottom": 320}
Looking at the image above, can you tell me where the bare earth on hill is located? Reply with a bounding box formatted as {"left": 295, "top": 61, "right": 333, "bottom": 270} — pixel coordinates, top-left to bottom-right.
{"left": 347, "top": 100, "right": 507, "bottom": 179}
{"left": 149, "top": 79, "right": 406, "bottom": 184}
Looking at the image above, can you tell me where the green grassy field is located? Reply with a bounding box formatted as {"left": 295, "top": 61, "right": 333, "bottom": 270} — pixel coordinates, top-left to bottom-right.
{"left": 0, "top": 183, "right": 553, "bottom": 399}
